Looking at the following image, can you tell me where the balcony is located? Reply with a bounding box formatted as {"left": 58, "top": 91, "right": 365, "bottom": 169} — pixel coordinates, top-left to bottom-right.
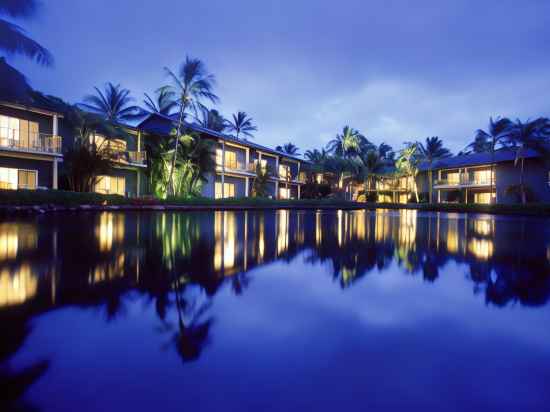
{"left": 216, "top": 161, "right": 256, "bottom": 174}
{"left": 110, "top": 150, "right": 147, "bottom": 166}
{"left": 434, "top": 173, "right": 494, "bottom": 188}
{"left": 0, "top": 129, "right": 62, "bottom": 155}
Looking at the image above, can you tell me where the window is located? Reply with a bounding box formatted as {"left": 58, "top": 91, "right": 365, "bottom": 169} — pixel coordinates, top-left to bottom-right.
{"left": 17, "top": 170, "right": 37, "bottom": 190}
{"left": 0, "top": 167, "right": 18, "bottom": 190}
{"left": 473, "top": 192, "right": 494, "bottom": 204}
{"left": 474, "top": 169, "right": 492, "bottom": 184}
{"left": 95, "top": 175, "right": 126, "bottom": 196}
{"left": 279, "top": 187, "right": 291, "bottom": 199}
{"left": 216, "top": 149, "right": 238, "bottom": 169}
{"left": 91, "top": 134, "right": 127, "bottom": 151}
{"left": 447, "top": 172, "right": 460, "bottom": 184}
{"left": 215, "top": 182, "right": 235, "bottom": 199}
{"left": 279, "top": 164, "right": 290, "bottom": 180}
{"left": 0, "top": 167, "right": 36, "bottom": 190}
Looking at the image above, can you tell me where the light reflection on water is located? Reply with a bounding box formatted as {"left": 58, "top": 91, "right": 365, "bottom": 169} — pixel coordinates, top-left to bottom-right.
{"left": 1, "top": 209, "right": 550, "bottom": 411}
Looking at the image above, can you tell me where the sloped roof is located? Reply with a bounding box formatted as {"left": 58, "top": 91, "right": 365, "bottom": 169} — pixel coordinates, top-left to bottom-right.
{"left": 420, "top": 148, "right": 544, "bottom": 171}
{"left": 138, "top": 112, "right": 307, "bottom": 163}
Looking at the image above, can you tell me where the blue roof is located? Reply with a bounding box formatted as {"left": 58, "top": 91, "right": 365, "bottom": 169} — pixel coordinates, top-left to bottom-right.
{"left": 138, "top": 112, "right": 307, "bottom": 163}
{"left": 422, "top": 148, "right": 543, "bottom": 171}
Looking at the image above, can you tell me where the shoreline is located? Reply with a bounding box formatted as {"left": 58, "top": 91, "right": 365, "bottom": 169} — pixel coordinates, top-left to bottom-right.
{"left": 2, "top": 201, "right": 550, "bottom": 217}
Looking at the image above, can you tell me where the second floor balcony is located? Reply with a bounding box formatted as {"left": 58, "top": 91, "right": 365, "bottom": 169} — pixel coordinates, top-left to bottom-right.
{"left": 109, "top": 150, "right": 147, "bottom": 166}
{"left": 434, "top": 172, "right": 494, "bottom": 188}
{"left": 0, "top": 129, "right": 62, "bottom": 155}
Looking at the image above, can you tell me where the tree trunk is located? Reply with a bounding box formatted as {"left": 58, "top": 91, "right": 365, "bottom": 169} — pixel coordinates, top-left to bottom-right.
{"left": 168, "top": 101, "right": 187, "bottom": 197}
{"left": 520, "top": 157, "right": 526, "bottom": 204}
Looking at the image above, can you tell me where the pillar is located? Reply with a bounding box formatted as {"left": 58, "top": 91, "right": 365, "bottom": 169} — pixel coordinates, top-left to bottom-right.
{"left": 53, "top": 115, "right": 58, "bottom": 136}
{"left": 52, "top": 158, "right": 58, "bottom": 189}
{"left": 221, "top": 140, "right": 226, "bottom": 198}
{"left": 298, "top": 184, "right": 301, "bottom": 199}
{"left": 137, "top": 170, "right": 141, "bottom": 197}
{"left": 245, "top": 176, "right": 249, "bottom": 197}
{"left": 245, "top": 148, "right": 250, "bottom": 170}
{"left": 276, "top": 155, "right": 280, "bottom": 177}
{"left": 275, "top": 180, "right": 279, "bottom": 199}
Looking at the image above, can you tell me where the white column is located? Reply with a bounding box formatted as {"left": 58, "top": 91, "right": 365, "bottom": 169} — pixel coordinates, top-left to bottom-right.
{"left": 221, "top": 141, "right": 225, "bottom": 198}
{"left": 276, "top": 156, "right": 280, "bottom": 177}
{"left": 245, "top": 176, "right": 249, "bottom": 197}
{"left": 275, "top": 180, "right": 279, "bottom": 199}
{"left": 53, "top": 115, "right": 58, "bottom": 136}
{"left": 52, "top": 158, "right": 58, "bottom": 189}
{"left": 298, "top": 184, "right": 301, "bottom": 199}
{"left": 245, "top": 148, "right": 250, "bottom": 170}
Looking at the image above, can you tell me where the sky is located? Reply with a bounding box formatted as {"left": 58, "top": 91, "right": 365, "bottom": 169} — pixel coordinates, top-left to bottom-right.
{"left": 9, "top": 0, "right": 550, "bottom": 154}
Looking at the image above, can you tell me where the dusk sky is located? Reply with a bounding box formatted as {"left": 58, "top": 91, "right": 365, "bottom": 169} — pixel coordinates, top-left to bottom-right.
{"left": 11, "top": 0, "right": 550, "bottom": 154}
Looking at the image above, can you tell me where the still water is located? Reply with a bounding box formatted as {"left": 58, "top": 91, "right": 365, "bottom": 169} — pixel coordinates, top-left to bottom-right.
{"left": 1, "top": 209, "right": 550, "bottom": 411}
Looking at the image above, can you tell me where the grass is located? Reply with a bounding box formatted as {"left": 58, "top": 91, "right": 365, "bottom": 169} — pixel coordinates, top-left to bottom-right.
{"left": 1, "top": 189, "right": 550, "bottom": 216}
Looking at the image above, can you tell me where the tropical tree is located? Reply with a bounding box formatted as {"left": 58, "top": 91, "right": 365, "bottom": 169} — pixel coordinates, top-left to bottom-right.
{"left": 173, "top": 134, "right": 216, "bottom": 197}
{"left": 164, "top": 56, "right": 219, "bottom": 195}
{"left": 79, "top": 82, "right": 141, "bottom": 122}
{"left": 505, "top": 118, "right": 550, "bottom": 204}
{"left": 304, "top": 148, "right": 329, "bottom": 164}
{"left": 416, "top": 137, "right": 452, "bottom": 203}
{"left": 326, "top": 126, "right": 364, "bottom": 158}
{"left": 0, "top": 0, "right": 53, "bottom": 99}
{"left": 251, "top": 163, "right": 272, "bottom": 197}
{"left": 358, "top": 149, "right": 386, "bottom": 193}
{"left": 63, "top": 109, "right": 118, "bottom": 192}
{"left": 196, "top": 106, "right": 226, "bottom": 132}
{"left": 275, "top": 142, "right": 300, "bottom": 156}
{"left": 226, "top": 111, "right": 257, "bottom": 139}
{"left": 142, "top": 86, "right": 177, "bottom": 116}
{"left": 471, "top": 117, "right": 513, "bottom": 203}
{"left": 377, "top": 142, "right": 395, "bottom": 162}
{"left": 396, "top": 143, "right": 421, "bottom": 202}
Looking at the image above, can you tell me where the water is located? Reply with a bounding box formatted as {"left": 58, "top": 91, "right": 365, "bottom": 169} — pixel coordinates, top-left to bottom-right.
{"left": 1, "top": 209, "right": 550, "bottom": 411}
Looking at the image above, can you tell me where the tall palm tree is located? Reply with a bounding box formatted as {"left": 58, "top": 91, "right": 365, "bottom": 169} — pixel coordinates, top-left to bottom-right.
{"left": 196, "top": 106, "right": 226, "bottom": 132}
{"left": 0, "top": 0, "right": 53, "bottom": 99}
{"left": 326, "top": 126, "right": 363, "bottom": 158}
{"left": 304, "top": 148, "right": 329, "bottom": 164}
{"left": 164, "top": 56, "right": 219, "bottom": 195}
{"left": 275, "top": 142, "right": 300, "bottom": 156}
{"left": 505, "top": 118, "right": 550, "bottom": 204}
{"left": 142, "top": 86, "right": 177, "bottom": 116}
{"left": 226, "top": 111, "right": 257, "bottom": 139}
{"left": 416, "top": 137, "right": 452, "bottom": 203}
{"left": 396, "top": 143, "right": 421, "bottom": 202}
{"left": 358, "top": 149, "right": 385, "bottom": 194}
{"left": 471, "top": 117, "right": 513, "bottom": 203}
{"left": 79, "top": 82, "right": 141, "bottom": 122}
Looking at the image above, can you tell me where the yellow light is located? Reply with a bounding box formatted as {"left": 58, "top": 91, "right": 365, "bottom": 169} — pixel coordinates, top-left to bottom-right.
{"left": 0, "top": 264, "right": 38, "bottom": 307}
{"left": 468, "top": 238, "right": 494, "bottom": 260}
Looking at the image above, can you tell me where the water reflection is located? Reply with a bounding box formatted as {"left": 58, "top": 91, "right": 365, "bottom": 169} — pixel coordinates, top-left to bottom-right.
{"left": 1, "top": 210, "right": 550, "bottom": 410}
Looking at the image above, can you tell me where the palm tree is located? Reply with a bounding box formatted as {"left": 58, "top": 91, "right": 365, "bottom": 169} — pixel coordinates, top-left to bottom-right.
{"left": 377, "top": 142, "right": 395, "bottom": 162}
{"left": 252, "top": 163, "right": 272, "bottom": 197}
{"left": 505, "top": 118, "right": 550, "bottom": 204}
{"left": 358, "top": 149, "right": 385, "bottom": 193}
{"left": 396, "top": 143, "right": 421, "bottom": 202}
{"left": 416, "top": 137, "right": 452, "bottom": 203}
{"left": 79, "top": 82, "right": 141, "bottom": 122}
{"left": 326, "top": 126, "right": 364, "bottom": 158}
{"left": 0, "top": 0, "right": 53, "bottom": 99}
{"left": 196, "top": 106, "right": 226, "bottom": 132}
{"left": 471, "top": 117, "right": 513, "bottom": 203}
{"left": 226, "top": 111, "right": 257, "bottom": 139}
{"left": 275, "top": 142, "right": 300, "bottom": 156}
{"left": 142, "top": 86, "right": 177, "bottom": 116}
{"left": 174, "top": 134, "right": 216, "bottom": 197}
{"left": 304, "top": 148, "right": 329, "bottom": 164}
{"left": 164, "top": 56, "right": 219, "bottom": 195}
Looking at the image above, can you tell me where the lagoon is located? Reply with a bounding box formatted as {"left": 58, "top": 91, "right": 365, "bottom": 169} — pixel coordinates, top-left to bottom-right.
{"left": 1, "top": 210, "right": 550, "bottom": 411}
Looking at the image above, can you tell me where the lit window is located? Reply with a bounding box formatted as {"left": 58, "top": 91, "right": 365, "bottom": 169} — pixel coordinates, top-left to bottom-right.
{"left": 279, "top": 187, "right": 291, "bottom": 199}
{"left": 216, "top": 149, "right": 238, "bottom": 169}
{"left": 18, "top": 170, "right": 37, "bottom": 190}
{"left": 279, "top": 164, "right": 290, "bottom": 179}
{"left": 473, "top": 192, "right": 494, "bottom": 204}
{"left": 215, "top": 182, "right": 236, "bottom": 199}
{"left": 95, "top": 175, "right": 126, "bottom": 196}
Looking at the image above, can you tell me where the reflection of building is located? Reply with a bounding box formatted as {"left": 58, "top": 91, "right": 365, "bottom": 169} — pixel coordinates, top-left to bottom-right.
{"left": 468, "top": 238, "right": 494, "bottom": 260}
{"left": 0, "top": 223, "right": 38, "bottom": 261}
{"left": 214, "top": 211, "right": 237, "bottom": 274}
{"left": 0, "top": 264, "right": 38, "bottom": 307}
{"left": 96, "top": 213, "right": 125, "bottom": 252}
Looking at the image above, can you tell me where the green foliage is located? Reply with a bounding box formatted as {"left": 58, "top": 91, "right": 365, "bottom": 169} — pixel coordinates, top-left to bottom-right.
{"left": 251, "top": 163, "right": 272, "bottom": 197}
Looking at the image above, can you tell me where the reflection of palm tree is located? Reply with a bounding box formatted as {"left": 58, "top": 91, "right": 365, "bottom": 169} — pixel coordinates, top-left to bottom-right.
{"left": 170, "top": 276, "right": 213, "bottom": 362}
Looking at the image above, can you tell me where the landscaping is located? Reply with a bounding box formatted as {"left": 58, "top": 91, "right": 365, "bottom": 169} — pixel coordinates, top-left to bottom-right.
{"left": 2, "top": 189, "right": 550, "bottom": 216}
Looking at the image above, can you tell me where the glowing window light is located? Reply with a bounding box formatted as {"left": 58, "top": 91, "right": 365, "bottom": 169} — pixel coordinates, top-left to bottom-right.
{"left": 96, "top": 213, "right": 125, "bottom": 252}
{"left": 472, "top": 219, "right": 492, "bottom": 236}
{"left": 316, "top": 212, "right": 322, "bottom": 246}
{"left": 0, "top": 264, "right": 37, "bottom": 307}
{"left": 337, "top": 210, "right": 343, "bottom": 246}
{"left": 446, "top": 220, "right": 459, "bottom": 253}
{"left": 213, "top": 212, "right": 236, "bottom": 272}
{"left": 468, "top": 238, "right": 494, "bottom": 260}
{"left": 398, "top": 209, "right": 417, "bottom": 249}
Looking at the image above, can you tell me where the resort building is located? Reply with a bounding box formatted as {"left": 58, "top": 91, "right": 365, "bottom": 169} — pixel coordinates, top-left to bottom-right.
{"left": 86, "top": 125, "right": 148, "bottom": 197}
{"left": 139, "top": 113, "right": 308, "bottom": 199}
{"left": 0, "top": 101, "right": 63, "bottom": 190}
{"left": 429, "top": 149, "right": 550, "bottom": 204}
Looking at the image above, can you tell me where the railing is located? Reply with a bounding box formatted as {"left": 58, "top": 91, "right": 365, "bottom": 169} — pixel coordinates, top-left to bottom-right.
{"left": 435, "top": 174, "right": 494, "bottom": 187}
{"left": 216, "top": 161, "right": 257, "bottom": 173}
{"left": 127, "top": 151, "right": 147, "bottom": 165}
{"left": 109, "top": 150, "right": 147, "bottom": 165}
{"left": 0, "top": 129, "right": 62, "bottom": 154}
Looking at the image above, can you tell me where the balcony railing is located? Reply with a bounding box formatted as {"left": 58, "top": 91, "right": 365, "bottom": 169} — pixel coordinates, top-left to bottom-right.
{"left": 216, "top": 161, "right": 257, "bottom": 173}
{"left": 109, "top": 150, "right": 147, "bottom": 165}
{"left": 0, "top": 129, "right": 62, "bottom": 154}
{"left": 435, "top": 174, "right": 494, "bottom": 187}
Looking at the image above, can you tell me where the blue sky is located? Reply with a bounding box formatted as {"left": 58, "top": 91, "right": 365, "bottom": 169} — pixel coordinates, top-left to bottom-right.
{"left": 10, "top": 0, "right": 550, "bottom": 154}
